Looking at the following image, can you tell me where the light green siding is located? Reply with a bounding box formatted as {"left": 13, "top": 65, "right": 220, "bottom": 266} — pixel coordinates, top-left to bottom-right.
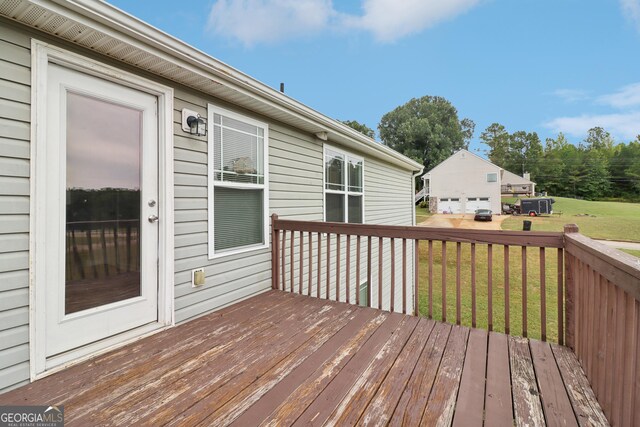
{"left": 0, "top": 22, "right": 31, "bottom": 393}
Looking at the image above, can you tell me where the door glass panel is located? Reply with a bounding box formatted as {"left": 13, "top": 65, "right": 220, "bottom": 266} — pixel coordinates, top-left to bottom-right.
{"left": 65, "top": 91, "right": 142, "bottom": 314}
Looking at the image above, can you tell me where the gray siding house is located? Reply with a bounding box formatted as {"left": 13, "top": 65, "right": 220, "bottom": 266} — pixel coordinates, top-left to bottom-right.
{"left": 422, "top": 150, "right": 502, "bottom": 214}
{"left": 0, "top": 0, "right": 422, "bottom": 392}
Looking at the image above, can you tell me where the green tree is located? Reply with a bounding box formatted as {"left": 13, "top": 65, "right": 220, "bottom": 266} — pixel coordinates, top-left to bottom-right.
{"left": 341, "top": 120, "right": 375, "bottom": 139}
{"left": 480, "top": 123, "right": 510, "bottom": 166}
{"left": 378, "top": 96, "right": 473, "bottom": 172}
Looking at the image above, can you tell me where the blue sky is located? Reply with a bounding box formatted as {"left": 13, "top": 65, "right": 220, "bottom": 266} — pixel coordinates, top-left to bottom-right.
{"left": 109, "top": 0, "right": 640, "bottom": 155}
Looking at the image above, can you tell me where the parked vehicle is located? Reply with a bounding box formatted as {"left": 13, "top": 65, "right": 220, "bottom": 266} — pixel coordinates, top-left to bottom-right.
{"left": 474, "top": 209, "right": 493, "bottom": 221}
{"left": 519, "top": 198, "right": 555, "bottom": 216}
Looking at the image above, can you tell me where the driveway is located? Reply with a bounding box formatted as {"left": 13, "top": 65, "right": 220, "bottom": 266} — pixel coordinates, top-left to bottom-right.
{"left": 418, "top": 214, "right": 508, "bottom": 230}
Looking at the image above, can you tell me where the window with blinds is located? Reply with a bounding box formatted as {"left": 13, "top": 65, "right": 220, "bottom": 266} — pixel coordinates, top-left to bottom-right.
{"left": 208, "top": 104, "right": 269, "bottom": 258}
{"left": 324, "top": 146, "right": 364, "bottom": 223}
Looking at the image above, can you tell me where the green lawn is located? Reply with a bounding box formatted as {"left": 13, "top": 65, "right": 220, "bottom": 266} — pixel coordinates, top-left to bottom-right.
{"left": 416, "top": 241, "right": 560, "bottom": 342}
{"left": 621, "top": 249, "right": 640, "bottom": 258}
{"left": 415, "top": 205, "right": 432, "bottom": 224}
{"left": 502, "top": 197, "right": 640, "bottom": 242}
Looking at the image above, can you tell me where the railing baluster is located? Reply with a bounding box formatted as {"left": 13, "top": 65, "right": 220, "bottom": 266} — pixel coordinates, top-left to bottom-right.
{"left": 428, "top": 240, "right": 433, "bottom": 319}
{"left": 272, "top": 215, "right": 279, "bottom": 290}
{"left": 442, "top": 241, "right": 447, "bottom": 322}
{"left": 471, "top": 243, "right": 476, "bottom": 328}
{"left": 456, "top": 242, "right": 461, "bottom": 325}
{"left": 299, "top": 231, "right": 304, "bottom": 294}
{"left": 356, "top": 235, "right": 361, "bottom": 306}
{"left": 367, "top": 236, "right": 372, "bottom": 307}
{"left": 326, "top": 233, "right": 331, "bottom": 299}
{"left": 87, "top": 229, "right": 98, "bottom": 278}
{"left": 336, "top": 234, "right": 341, "bottom": 302}
{"left": 557, "top": 248, "right": 564, "bottom": 345}
{"left": 308, "top": 232, "right": 312, "bottom": 296}
{"left": 281, "top": 229, "right": 287, "bottom": 291}
{"left": 488, "top": 243, "right": 493, "bottom": 332}
{"left": 113, "top": 225, "right": 120, "bottom": 274}
{"left": 346, "top": 235, "right": 351, "bottom": 304}
{"left": 391, "top": 238, "right": 396, "bottom": 313}
{"left": 540, "top": 246, "right": 547, "bottom": 341}
{"left": 504, "top": 245, "right": 510, "bottom": 335}
{"left": 414, "top": 240, "right": 419, "bottom": 316}
{"left": 126, "top": 224, "right": 132, "bottom": 273}
{"left": 378, "top": 237, "right": 383, "bottom": 310}
{"left": 101, "top": 224, "right": 108, "bottom": 277}
{"left": 402, "top": 238, "right": 407, "bottom": 314}
{"left": 317, "top": 232, "right": 321, "bottom": 299}
{"left": 522, "top": 246, "right": 528, "bottom": 337}
{"left": 290, "top": 230, "right": 294, "bottom": 293}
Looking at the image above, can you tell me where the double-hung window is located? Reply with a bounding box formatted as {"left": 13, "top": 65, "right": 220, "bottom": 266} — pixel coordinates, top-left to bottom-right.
{"left": 324, "top": 147, "right": 364, "bottom": 223}
{"left": 208, "top": 104, "right": 269, "bottom": 258}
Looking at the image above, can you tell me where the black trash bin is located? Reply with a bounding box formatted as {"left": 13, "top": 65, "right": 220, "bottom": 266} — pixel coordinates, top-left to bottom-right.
{"left": 523, "top": 220, "right": 532, "bottom": 231}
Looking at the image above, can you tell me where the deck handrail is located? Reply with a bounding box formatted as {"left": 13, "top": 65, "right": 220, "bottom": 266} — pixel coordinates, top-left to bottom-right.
{"left": 271, "top": 214, "right": 566, "bottom": 342}
{"left": 563, "top": 226, "right": 640, "bottom": 427}
{"left": 270, "top": 214, "right": 638, "bottom": 426}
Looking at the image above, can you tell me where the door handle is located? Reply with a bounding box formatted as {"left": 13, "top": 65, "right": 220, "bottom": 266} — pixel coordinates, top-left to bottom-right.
{"left": 148, "top": 215, "right": 159, "bottom": 223}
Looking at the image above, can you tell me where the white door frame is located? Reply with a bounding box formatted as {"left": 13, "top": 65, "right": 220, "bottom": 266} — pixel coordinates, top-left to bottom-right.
{"left": 29, "top": 40, "right": 175, "bottom": 380}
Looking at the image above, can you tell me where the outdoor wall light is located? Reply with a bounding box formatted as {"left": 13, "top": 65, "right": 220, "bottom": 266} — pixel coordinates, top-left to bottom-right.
{"left": 181, "top": 108, "right": 207, "bottom": 136}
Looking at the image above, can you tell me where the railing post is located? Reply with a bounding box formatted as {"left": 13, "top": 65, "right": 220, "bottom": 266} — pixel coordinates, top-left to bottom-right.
{"left": 564, "top": 224, "right": 579, "bottom": 350}
{"left": 271, "top": 214, "right": 279, "bottom": 290}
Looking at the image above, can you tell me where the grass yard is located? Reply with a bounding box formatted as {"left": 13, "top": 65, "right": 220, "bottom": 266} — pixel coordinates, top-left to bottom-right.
{"left": 621, "top": 249, "right": 640, "bottom": 258}
{"left": 416, "top": 241, "right": 561, "bottom": 343}
{"left": 502, "top": 197, "right": 640, "bottom": 242}
{"left": 415, "top": 205, "right": 432, "bottom": 224}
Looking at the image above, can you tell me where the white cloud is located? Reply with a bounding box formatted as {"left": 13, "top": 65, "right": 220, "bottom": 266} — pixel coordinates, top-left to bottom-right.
{"left": 545, "top": 111, "right": 640, "bottom": 140}
{"left": 207, "top": 0, "right": 481, "bottom": 45}
{"left": 344, "top": 0, "right": 481, "bottom": 42}
{"left": 621, "top": 0, "right": 640, "bottom": 31}
{"left": 597, "top": 82, "right": 640, "bottom": 108}
{"left": 551, "top": 89, "right": 590, "bottom": 103}
{"left": 207, "top": 0, "right": 336, "bottom": 46}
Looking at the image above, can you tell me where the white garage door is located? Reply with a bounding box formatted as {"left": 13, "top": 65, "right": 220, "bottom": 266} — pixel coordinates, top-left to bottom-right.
{"left": 439, "top": 198, "right": 462, "bottom": 214}
{"left": 466, "top": 197, "right": 491, "bottom": 213}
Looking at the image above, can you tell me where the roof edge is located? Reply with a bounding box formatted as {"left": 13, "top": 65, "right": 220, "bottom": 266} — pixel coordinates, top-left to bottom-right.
{"left": 42, "top": 0, "right": 422, "bottom": 172}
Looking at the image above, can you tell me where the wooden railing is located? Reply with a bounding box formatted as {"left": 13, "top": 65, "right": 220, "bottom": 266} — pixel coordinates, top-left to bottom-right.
{"left": 564, "top": 226, "right": 640, "bottom": 427}
{"left": 271, "top": 215, "right": 639, "bottom": 425}
{"left": 271, "top": 214, "right": 565, "bottom": 343}
{"left": 66, "top": 219, "right": 140, "bottom": 281}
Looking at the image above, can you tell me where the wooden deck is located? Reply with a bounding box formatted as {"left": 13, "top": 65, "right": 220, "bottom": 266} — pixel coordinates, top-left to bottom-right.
{"left": 0, "top": 290, "right": 607, "bottom": 426}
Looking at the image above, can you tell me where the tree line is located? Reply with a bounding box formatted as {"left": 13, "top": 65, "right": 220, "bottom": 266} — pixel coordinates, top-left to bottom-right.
{"left": 341, "top": 95, "right": 640, "bottom": 201}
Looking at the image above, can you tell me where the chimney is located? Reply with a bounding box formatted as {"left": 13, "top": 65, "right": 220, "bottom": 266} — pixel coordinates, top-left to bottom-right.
{"left": 523, "top": 172, "right": 530, "bottom": 181}
{"left": 279, "top": 82, "right": 285, "bottom": 93}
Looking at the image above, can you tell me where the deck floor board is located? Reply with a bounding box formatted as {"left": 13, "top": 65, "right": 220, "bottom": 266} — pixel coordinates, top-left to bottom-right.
{"left": 0, "top": 290, "right": 608, "bottom": 426}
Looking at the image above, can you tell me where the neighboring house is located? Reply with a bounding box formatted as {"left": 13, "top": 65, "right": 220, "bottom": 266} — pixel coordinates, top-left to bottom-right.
{"left": 501, "top": 170, "right": 536, "bottom": 197}
{"left": 0, "top": 0, "right": 422, "bottom": 392}
{"left": 422, "top": 150, "right": 502, "bottom": 214}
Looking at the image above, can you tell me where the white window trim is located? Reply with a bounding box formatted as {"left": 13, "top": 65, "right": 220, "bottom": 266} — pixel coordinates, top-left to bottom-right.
{"left": 322, "top": 144, "right": 365, "bottom": 223}
{"left": 207, "top": 103, "right": 269, "bottom": 259}
{"left": 29, "top": 40, "right": 175, "bottom": 380}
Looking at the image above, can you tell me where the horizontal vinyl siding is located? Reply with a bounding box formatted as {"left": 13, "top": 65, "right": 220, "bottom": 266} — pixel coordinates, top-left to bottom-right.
{"left": 172, "top": 93, "right": 275, "bottom": 324}
{"left": 365, "top": 156, "right": 415, "bottom": 312}
{"left": 0, "top": 22, "right": 31, "bottom": 393}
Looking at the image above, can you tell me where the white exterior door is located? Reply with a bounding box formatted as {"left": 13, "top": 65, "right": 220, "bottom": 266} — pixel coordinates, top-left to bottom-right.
{"left": 439, "top": 198, "right": 462, "bottom": 213}
{"left": 42, "top": 64, "right": 159, "bottom": 362}
{"left": 466, "top": 197, "right": 492, "bottom": 213}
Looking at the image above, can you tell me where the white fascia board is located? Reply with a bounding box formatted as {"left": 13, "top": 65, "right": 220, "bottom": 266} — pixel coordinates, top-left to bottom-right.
{"left": 37, "top": 0, "right": 422, "bottom": 172}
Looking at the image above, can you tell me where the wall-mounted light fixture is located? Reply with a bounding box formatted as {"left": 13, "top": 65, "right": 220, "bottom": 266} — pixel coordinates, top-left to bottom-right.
{"left": 181, "top": 108, "right": 207, "bottom": 136}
